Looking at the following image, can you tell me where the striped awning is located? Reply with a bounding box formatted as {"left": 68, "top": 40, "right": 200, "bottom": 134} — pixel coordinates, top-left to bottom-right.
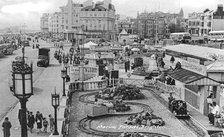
{"left": 168, "top": 69, "right": 220, "bottom": 86}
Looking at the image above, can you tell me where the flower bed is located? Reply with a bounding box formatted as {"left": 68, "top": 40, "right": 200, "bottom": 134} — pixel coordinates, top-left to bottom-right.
{"left": 12, "top": 61, "right": 32, "bottom": 73}
{"left": 95, "top": 85, "right": 144, "bottom": 100}
{"left": 124, "top": 111, "right": 165, "bottom": 127}
{"left": 95, "top": 99, "right": 131, "bottom": 112}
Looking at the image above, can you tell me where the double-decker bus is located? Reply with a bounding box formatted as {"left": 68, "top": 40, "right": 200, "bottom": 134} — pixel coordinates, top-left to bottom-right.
{"left": 170, "top": 32, "right": 191, "bottom": 42}
{"left": 208, "top": 31, "right": 224, "bottom": 41}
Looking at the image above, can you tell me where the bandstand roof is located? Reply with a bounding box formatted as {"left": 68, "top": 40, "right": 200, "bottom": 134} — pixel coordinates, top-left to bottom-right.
{"left": 168, "top": 68, "right": 220, "bottom": 86}
{"left": 79, "top": 41, "right": 97, "bottom": 49}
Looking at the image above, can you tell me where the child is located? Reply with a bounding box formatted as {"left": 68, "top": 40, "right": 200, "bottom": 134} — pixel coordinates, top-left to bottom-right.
{"left": 43, "top": 117, "right": 48, "bottom": 133}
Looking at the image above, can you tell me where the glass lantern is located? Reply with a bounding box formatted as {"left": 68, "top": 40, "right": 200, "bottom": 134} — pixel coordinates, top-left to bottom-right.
{"left": 51, "top": 92, "right": 60, "bottom": 107}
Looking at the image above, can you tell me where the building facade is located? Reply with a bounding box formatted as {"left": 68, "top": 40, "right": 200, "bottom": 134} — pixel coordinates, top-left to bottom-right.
{"left": 200, "top": 10, "right": 213, "bottom": 36}
{"left": 40, "top": 13, "right": 49, "bottom": 33}
{"left": 60, "top": 1, "right": 83, "bottom": 40}
{"left": 117, "top": 20, "right": 134, "bottom": 34}
{"left": 79, "top": 0, "right": 116, "bottom": 41}
{"left": 40, "top": 0, "right": 116, "bottom": 41}
{"left": 212, "top": 4, "right": 224, "bottom": 31}
{"left": 135, "top": 10, "right": 183, "bottom": 39}
{"left": 48, "top": 12, "right": 63, "bottom": 34}
{"left": 188, "top": 12, "right": 202, "bottom": 36}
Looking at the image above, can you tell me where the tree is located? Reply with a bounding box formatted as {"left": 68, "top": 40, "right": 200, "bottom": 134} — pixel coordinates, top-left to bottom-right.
{"left": 168, "top": 23, "right": 185, "bottom": 33}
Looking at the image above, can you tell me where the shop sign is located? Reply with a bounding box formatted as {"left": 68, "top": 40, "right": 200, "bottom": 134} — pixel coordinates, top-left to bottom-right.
{"left": 181, "top": 59, "right": 206, "bottom": 76}
{"left": 187, "top": 57, "right": 200, "bottom": 64}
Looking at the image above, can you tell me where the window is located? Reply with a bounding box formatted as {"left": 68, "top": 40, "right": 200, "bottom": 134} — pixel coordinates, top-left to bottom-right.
{"left": 94, "top": 14, "right": 97, "bottom": 16}
{"left": 208, "top": 22, "right": 211, "bottom": 27}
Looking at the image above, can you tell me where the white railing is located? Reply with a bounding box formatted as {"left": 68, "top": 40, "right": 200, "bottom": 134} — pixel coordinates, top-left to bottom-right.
{"left": 69, "top": 79, "right": 108, "bottom": 92}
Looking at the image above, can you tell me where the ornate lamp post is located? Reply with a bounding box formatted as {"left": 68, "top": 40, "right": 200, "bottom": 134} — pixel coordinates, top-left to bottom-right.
{"left": 12, "top": 46, "right": 33, "bottom": 137}
{"left": 98, "top": 52, "right": 102, "bottom": 65}
{"left": 64, "top": 63, "right": 69, "bottom": 74}
{"left": 51, "top": 91, "right": 60, "bottom": 135}
{"left": 61, "top": 68, "right": 67, "bottom": 96}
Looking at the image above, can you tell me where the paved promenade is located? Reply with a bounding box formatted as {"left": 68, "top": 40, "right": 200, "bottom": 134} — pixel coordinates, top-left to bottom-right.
{"left": 0, "top": 43, "right": 64, "bottom": 137}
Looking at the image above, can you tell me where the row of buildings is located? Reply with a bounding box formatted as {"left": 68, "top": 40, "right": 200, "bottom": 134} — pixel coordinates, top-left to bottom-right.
{"left": 40, "top": 0, "right": 186, "bottom": 42}
{"left": 40, "top": 0, "right": 224, "bottom": 42}
{"left": 188, "top": 4, "right": 224, "bottom": 36}
{"left": 40, "top": 0, "right": 116, "bottom": 42}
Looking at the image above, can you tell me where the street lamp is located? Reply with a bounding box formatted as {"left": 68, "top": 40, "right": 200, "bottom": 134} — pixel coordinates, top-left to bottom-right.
{"left": 64, "top": 63, "right": 69, "bottom": 74}
{"left": 12, "top": 46, "right": 33, "bottom": 137}
{"left": 98, "top": 52, "right": 102, "bottom": 65}
{"left": 51, "top": 91, "right": 60, "bottom": 135}
{"left": 61, "top": 68, "right": 67, "bottom": 96}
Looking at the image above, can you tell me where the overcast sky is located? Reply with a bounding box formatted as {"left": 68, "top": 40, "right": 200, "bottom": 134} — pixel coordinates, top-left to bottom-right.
{"left": 0, "top": 0, "right": 222, "bottom": 30}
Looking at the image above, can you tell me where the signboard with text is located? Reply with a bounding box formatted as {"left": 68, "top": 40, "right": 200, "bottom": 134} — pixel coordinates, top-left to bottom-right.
{"left": 187, "top": 57, "right": 200, "bottom": 64}
{"left": 181, "top": 59, "right": 207, "bottom": 76}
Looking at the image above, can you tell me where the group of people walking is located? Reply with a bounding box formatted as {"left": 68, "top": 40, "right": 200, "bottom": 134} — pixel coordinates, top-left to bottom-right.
{"left": 2, "top": 110, "right": 55, "bottom": 137}
{"left": 22, "top": 110, "right": 55, "bottom": 134}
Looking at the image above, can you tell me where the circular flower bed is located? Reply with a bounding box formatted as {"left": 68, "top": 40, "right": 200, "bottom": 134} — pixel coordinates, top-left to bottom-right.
{"left": 124, "top": 111, "right": 165, "bottom": 127}
{"left": 95, "top": 99, "right": 131, "bottom": 112}
{"left": 95, "top": 85, "right": 144, "bottom": 100}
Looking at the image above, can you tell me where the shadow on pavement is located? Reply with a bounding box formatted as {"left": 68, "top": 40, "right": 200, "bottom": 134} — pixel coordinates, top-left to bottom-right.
{"left": 48, "top": 64, "right": 61, "bottom": 67}
{"left": 33, "top": 87, "right": 44, "bottom": 95}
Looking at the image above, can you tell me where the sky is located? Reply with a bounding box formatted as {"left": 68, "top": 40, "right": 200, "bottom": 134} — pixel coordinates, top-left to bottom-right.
{"left": 0, "top": 0, "right": 222, "bottom": 30}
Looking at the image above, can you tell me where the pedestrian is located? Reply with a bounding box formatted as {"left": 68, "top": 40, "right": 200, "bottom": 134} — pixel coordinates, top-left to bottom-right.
{"left": 27, "top": 112, "right": 35, "bottom": 133}
{"left": 43, "top": 117, "right": 48, "bottom": 133}
{"left": 49, "top": 114, "right": 54, "bottom": 132}
{"left": 18, "top": 109, "right": 22, "bottom": 125}
{"left": 208, "top": 102, "right": 220, "bottom": 125}
{"left": 2, "top": 117, "right": 12, "bottom": 137}
{"left": 35, "top": 111, "right": 43, "bottom": 134}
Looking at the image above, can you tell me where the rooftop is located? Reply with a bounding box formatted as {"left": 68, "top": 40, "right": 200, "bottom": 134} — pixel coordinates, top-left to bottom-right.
{"left": 163, "top": 44, "right": 224, "bottom": 61}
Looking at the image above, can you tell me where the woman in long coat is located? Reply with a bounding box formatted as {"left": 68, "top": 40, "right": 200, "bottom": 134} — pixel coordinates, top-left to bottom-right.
{"left": 28, "top": 112, "right": 35, "bottom": 133}
{"left": 35, "top": 111, "right": 43, "bottom": 134}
